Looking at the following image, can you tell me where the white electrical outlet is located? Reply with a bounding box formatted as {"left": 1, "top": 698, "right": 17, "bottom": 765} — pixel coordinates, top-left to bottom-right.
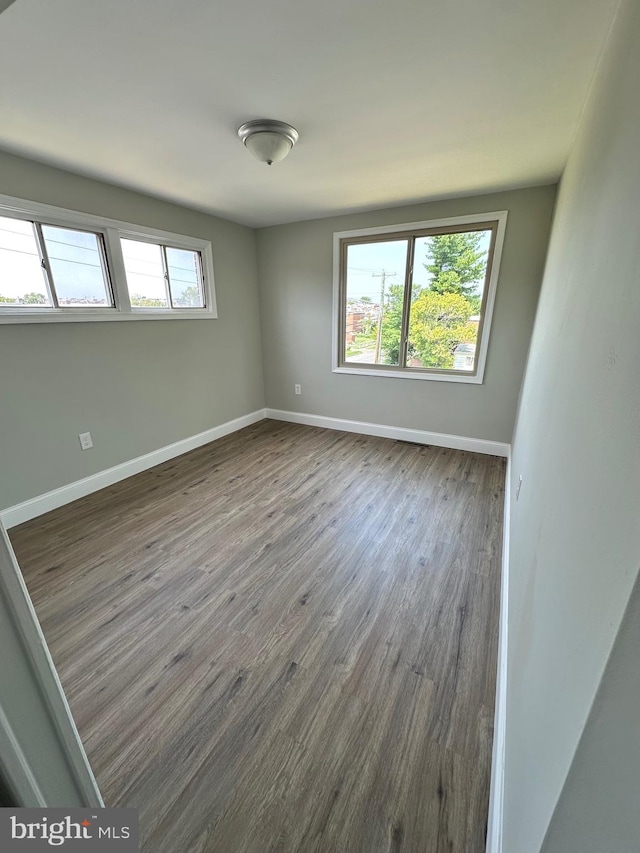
{"left": 78, "top": 431, "right": 93, "bottom": 451}
{"left": 516, "top": 474, "right": 523, "bottom": 500}
{"left": 294, "top": 384, "right": 301, "bottom": 395}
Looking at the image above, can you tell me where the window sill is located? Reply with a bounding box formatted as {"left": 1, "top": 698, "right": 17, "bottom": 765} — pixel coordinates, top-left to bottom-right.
{"left": 0, "top": 308, "right": 217, "bottom": 324}
{"left": 333, "top": 365, "right": 483, "bottom": 384}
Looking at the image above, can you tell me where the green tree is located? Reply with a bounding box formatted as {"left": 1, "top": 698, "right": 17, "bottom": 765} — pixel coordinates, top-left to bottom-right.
{"left": 0, "top": 295, "right": 17, "bottom": 303}
{"left": 380, "top": 284, "right": 405, "bottom": 364}
{"left": 22, "top": 292, "right": 47, "bottom": 304}
{"left": 409, "top": 291, "right": 476, "bottom": 369}
{"left": 130, "top": 294, "right": 165, "bottom": 308}
{"left": 376, "top": 232, "right": 486, "bottom": 366}
{"left": 172, "top": 286, "right": 201, "bottom": 307}
{"left": 424, "top": 232, "right": 487, "bottom": 302}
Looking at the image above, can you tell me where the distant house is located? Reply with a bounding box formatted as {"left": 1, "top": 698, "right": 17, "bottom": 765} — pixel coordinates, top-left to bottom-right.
{"left": 345, "top": 311, "right": 365, "bottom": 343}
{"left": 453, "top": 342, "right": 476, "bottom": 371}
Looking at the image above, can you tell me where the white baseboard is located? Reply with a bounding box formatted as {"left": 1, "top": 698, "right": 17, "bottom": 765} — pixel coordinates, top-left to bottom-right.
{"left": 486, "top": 450, "right": 511, "bottom": 853}
{"left": 266, "top": 408, "right": 510, "bottom": 457}
{"left": 2, "top": 405, "right": 509, "bottom": 529}
{"left": 0, "top": 409, "right": 267, "bottom": 529}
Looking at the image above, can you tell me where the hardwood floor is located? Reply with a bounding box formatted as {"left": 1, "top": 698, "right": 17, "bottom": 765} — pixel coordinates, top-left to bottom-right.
{"left": 10, "top": 419, "right": 505, "bottom": 852}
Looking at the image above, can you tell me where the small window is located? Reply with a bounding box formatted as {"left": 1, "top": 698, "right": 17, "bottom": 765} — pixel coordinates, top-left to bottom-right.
{"left": 0, "top": 214, "right": 112, "bottom": 309}
{"left": 166, "top": 247, "right": 204, "bottom": 308}
{"left": 334, "top": 213, "right": 507, "bottom": 384}
{"left": 121, "top": 239, "right": 204, "bottom": 310}
{"left": 0, "top": 193, "right": 217, "bottom": 324}
{"left": 121, "top": 239, "right": 169, "bottom": 308}
{"left": 41, "top": 225, "right": 112, "bottom": 307}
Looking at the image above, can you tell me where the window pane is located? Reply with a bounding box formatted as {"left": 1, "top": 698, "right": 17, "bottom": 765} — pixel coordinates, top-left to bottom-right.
{"left": 166, "top": 247, "right": 204, "bottom": 308}
{"left": 121, "top": 239, "right": 168, "bottom": 308}
{"left": 344, "top": 240, "right": 408, "bottom": 365}
{"left": 407, "top": 229, "right": 491, "bottom": 371}
{"left": 0, "top": 216, "right": 49, "bottom": 305}
{"left": 41, "top": 225, "right": 112, "bottom": 307}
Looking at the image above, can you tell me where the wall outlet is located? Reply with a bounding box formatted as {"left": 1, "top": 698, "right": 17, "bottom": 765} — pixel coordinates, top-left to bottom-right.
{"left": 78, "top": 431, "right": 93, "bottom": 451}
{"left": 516, "top": 474, "right": 523, "bottom": 500}
{"left": 294, "top": 384, "right": 301, "bottom": 395}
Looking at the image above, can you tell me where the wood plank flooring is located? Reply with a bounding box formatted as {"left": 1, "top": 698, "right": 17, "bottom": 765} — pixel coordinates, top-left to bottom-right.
{"left": 10, "top": 419, "right": 505, "bottom": 853}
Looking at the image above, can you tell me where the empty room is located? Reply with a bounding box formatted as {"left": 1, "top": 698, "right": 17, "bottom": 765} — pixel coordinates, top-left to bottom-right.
{"left": 0, "top": 1, "right": 638, "bottom": 852}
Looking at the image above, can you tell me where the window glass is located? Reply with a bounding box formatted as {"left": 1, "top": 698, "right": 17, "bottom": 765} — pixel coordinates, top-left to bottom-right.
{"left": 41, "top": 225, "right": 112, "bottom": 307}
{"left": 406, "top": 230, "right": 491, "bottom": 371}
{"left": 166, "top": 247, "right": 203, "bottom": 308}
{"left": 121, "top": 239, "right": 169, "bottom": 308}
{"left": 344, "top": 239, "right": 408, "bottom": 366}
{"left": 0, "top": 216, "right": 49, "bottom": 306}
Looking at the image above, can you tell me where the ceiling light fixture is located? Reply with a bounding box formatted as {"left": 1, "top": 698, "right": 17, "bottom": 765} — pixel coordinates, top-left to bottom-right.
{"left": 237, "top": 119, "right": 299, "bottom": 166}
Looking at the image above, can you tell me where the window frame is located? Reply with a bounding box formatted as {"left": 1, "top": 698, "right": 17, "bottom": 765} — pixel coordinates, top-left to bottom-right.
{"left": 120, "top": 235, "right": 207, "bottom": 311}
{"left": 0, "top": 194, "right": 217, "bottom": 323}
{"left": 38, "top": 221, "right": 115, "bottom": 309}
{"left": 332, "top": 211, "right": 508, "bottom": 384}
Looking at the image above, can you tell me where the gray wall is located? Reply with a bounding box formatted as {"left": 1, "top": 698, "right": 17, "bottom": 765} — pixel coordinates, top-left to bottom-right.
{"left": 541, "top": 571, "right": 640, "bottom": 853}
{"left": 0, "top": 151, "right": 265, "bottom": 509}
{"left": 504, "top": 1, "right": 640, "bottom": 850}
{"left": 256, "top": 186, "right": 555, "bottom": 444}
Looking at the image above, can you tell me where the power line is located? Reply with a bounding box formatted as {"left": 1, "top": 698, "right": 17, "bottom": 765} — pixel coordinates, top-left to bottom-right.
{"left": 0, "top": 245, "right": 41, "bottom": 260}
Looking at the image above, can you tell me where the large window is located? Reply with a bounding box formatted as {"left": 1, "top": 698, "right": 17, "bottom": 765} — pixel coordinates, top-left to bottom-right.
{"left": 333, "top": 212, "right": 507, "bottom": 383}
{"left": 0, "top": 194, "right": 216, "bottom": 323}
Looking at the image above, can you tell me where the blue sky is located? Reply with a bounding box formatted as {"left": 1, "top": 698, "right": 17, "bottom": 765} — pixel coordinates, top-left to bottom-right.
{"left": 346, "top": 230, "right": 491, "bottom": 301}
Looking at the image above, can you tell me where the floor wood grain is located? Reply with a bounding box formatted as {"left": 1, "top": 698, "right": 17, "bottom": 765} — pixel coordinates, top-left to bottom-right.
{"left": 10, "top": 419, "right": 505, "bottom": 852}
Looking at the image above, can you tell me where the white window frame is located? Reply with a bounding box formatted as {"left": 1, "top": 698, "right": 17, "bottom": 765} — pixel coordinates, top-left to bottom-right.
{"left": 0, "top": 194, "right": 217, "bottom": 323}
{"left": 332, "top": 211, "right": 508, "bottom": 384}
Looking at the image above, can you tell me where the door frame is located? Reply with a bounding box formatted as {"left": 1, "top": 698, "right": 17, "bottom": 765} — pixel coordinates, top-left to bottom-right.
{"left": 0, "top": 522, "right": 103, "bottom": 807}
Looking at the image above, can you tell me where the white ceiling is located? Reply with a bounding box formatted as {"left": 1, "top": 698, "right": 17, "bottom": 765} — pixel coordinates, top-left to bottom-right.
{"left": 0, "top": 0, "right": 619, "bottom": 227}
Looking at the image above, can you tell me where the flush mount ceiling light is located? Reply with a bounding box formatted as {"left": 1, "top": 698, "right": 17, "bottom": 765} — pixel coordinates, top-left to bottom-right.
{"left": 237, "top": 119, "right": 299, "bottom": 165}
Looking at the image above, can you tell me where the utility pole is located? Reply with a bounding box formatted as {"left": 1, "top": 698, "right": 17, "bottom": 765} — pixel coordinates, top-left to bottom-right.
{"left": 373, "top": 269, "right": 395, "bottom": 363}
